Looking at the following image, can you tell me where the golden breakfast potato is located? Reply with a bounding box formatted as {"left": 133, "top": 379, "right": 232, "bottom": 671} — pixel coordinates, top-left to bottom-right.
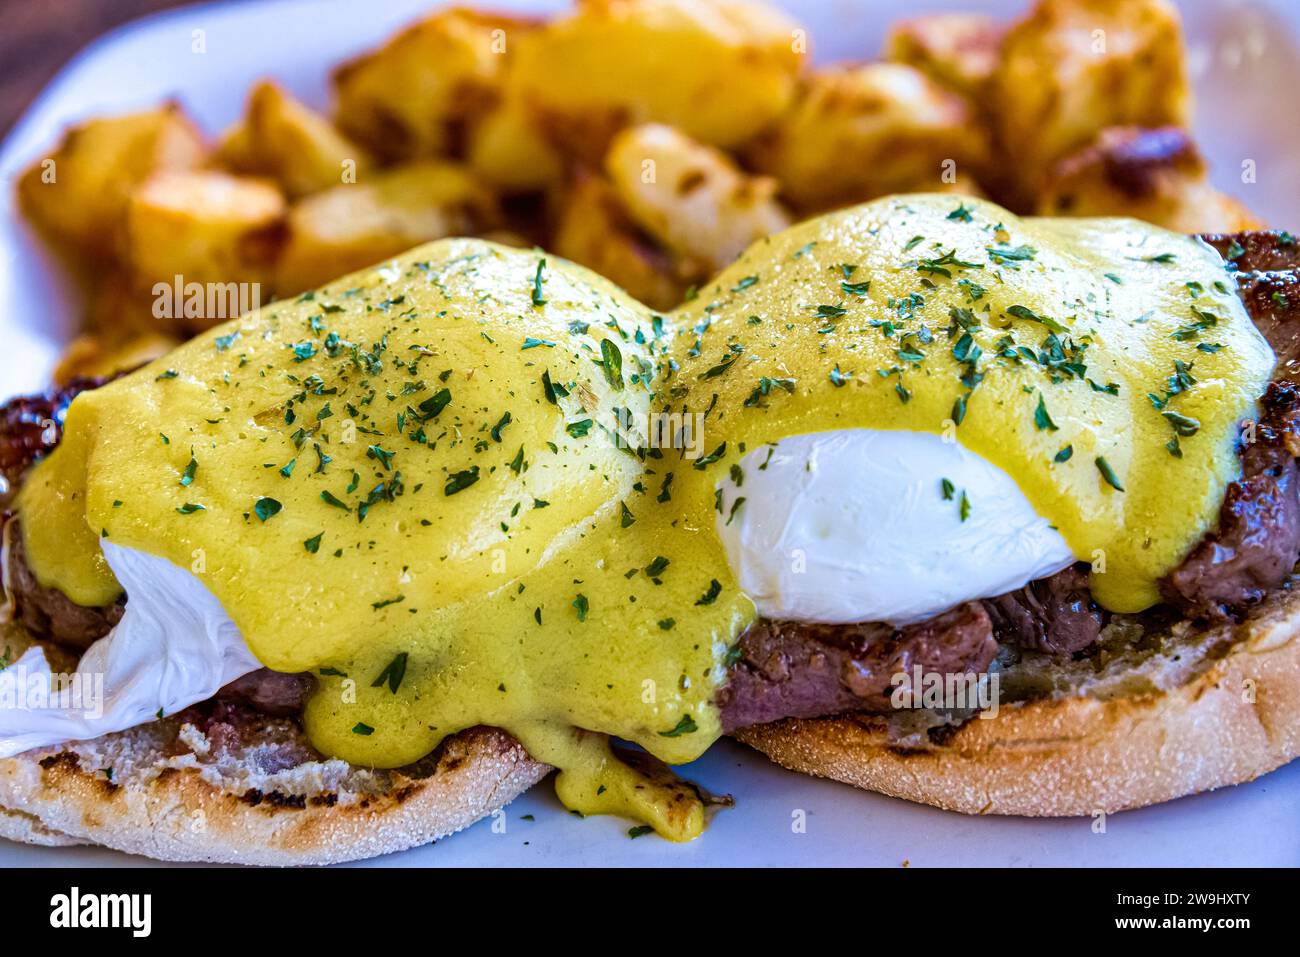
{"left": 991, "top": 0, "right": 1191, "bottom": 208}
{"left": 275, "top": 161, "right": 501, "bottom": 293}
{"left": 16, "top": 103, "right": 206, "bottom": 259}
{"left": 512, "top": 0, "right": 806, "bottom": 161}
{"left": 216, "top": 80, "right": 374, "bottom": 198}
{"left": 54, "top": 332, "right": 181, "bottom": 386}
{"left": 82, "top": 269, "right": 169, "bottom": 337}
{"left": 748, "top": 63, "right": 986, "bottom": 214}
{"left": 125, "top": 170, "right": 286, "bottom": 323}
{"left": 1037, "top": 126, "right": 1263, "bottom": 233}
{"left": 885, "top": 13, "right": 1003, "bottom": 102}
{"left": 552, "top": 170, "right": 685, "bottom": 311}
{"left": 604, "top": 123, "right": 790, "bottom": 278}
{"left": 466, "top": 92, "right": 566, "bottom": 193}
{"left": 331, "top": 6, "right": 521, "bottom": 162}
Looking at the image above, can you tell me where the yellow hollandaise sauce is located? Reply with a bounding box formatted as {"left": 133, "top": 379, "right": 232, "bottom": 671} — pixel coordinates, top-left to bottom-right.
{"left": 18, "top": 195, "right": 1274, "bottom": 838}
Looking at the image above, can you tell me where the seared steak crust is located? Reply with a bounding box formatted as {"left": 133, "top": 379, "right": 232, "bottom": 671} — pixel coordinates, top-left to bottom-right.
{"left": 1199, "top": 229, "right": 1300, "bottom": 273}
{"left": 214, "top": 669, "right": 316, "bottom": 717}
{"left": 5, "top": 518, "right": 124, "bottom": 651}
{"left": 0, "top": 375, "right": 110, "bottom": 513}
{"left": 1161, "top": 381, "right": 1300, "bottom": 618}
{"left": 982, "top": 563, "right": 1104, "bottom": 655}
{"left": 718, "top": 603, "right": 996, "bottom": 732}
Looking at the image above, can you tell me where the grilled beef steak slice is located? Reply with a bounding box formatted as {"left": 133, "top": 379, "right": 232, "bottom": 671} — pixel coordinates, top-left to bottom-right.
{"left": 1162, "top": 381, "right": 1300, "bottom": 618}
{"left": 1199, "top": 230, "right": 1300, "bottom": 273}
{"left": 982, "top": 563, "right": 1104, "bottom": 655}
{"left": 5, "top": 517, "right": 125, "bottom": 651}
{"left": 718, "top": 602, "right": 996, "bottom": 732}
{"left": 1235, "top": 269, "right": 1300, "bottom": 385}
{"left": 215, "top": 669, "right": 316, "bottom": 717}
{"left": 0, "top": 375, "right": 112, "bottom": 513}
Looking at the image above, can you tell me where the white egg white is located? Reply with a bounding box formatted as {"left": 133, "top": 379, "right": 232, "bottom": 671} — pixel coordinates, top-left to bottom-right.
{"left": 715, "top": 430, "right": 1076, "bottom": 626}
{"left": 0, "top": 540, "right": 259, "bottom": 758}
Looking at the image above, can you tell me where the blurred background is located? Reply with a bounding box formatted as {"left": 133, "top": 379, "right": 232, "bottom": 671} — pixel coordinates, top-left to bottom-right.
{"left": 0, "top": 0, "right": 224, "bottom": 136}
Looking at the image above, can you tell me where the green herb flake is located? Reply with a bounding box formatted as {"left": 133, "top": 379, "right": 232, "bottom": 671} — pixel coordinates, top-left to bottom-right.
{"left": 1095, "top": 456, "right": 1125, "bottom": 491}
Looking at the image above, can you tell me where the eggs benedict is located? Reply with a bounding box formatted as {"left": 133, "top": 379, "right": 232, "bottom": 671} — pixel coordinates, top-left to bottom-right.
{"left": 3, "top": 195, "right": 1299, "bottom": 862}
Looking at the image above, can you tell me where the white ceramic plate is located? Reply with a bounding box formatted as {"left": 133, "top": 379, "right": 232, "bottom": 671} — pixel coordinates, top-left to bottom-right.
{"left": 1, "top": 0, "right": 1298, "bottom": 866}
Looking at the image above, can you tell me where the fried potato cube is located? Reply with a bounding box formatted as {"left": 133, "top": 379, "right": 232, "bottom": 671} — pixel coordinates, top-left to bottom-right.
{"left": 55, "top": 332, "right": 180, "bottom": 385}
{"left": 275, "top": 162, "right": 501, "bottom": 293}
{"left": 991, "top": 0, "right": 1192, "bottom": 207}
{"left": 604, "top": 123, "right": 790, "bottom": 277}
{"left": 885, "top": 13, "right": 1004, "bottom": 102}
{"left": 216, "top": 80, "right": 374, "bottom": 198}
{"left": 125, "top": 170, "right": 286, "bottom": 310}
{"left": 466, "top": 93, "right": 566, "bottom": 193}
{"left": 1036, "top": 126, "right": 1263, "bottom": 232}
{"left": 748, "top": 63, "right": 985, "bottom": 214}
{"left": 16, "top": 104, "right": 206, "bottom": 258}
{"left": 332, "top": 7, "right": 518, "bottom": 161}
{"left": 552, "top": 171, "right": 686, "bottom": 311}
{"left": 512, "top": 0, "right": 806, "bottom": 161}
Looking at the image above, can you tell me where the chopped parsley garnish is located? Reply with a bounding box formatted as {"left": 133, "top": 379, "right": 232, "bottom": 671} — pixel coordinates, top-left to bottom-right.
{"left": 254, "top": 497, "right": 282, "bottom": 522}
{"left": 371, "top": 652, "right": 409, "bottom": 694}
{"left": 418, "top": 388, "right": 451, "bottom": 419}
{"left": 947, "top": 203, "right": 974, "bottom": 223}
{"left": 371, "top": 595, "right": 405, "bottom": 610}
{"left": 318, "top": 493, "right": 349, "bottom": 516}
{"left": 693, "top": 442, "right": 727, "bottom": 469}
{"left": 695, "top": 579, "right": 722, "bottom": 605}
{"left": 1095, "top": 456, "right": 1125, "bottom": 491}
{"left": 542, "top": 369, "right": 569, "bottom": 404}
{"left": 531, "top": 259, "right": 547, "bottom": 306}
{"left": 600, "top": 338, "right": 624, "bottom": 390}
{"left": 303, "top": 532, "right": 324, "bottom": 553}
{"left": 988, "top": 244, "right": 1036, "bottom": 263}
{"left": 1055, "top": 445, "right": 1073, "bottom": 463}
{"left": 489, "top": 413, "right": 512, "bottom": 443}
{"left": 659, "top": 714, "right": 698, "bottom": 737}
{"left": 367, "top": 444, "right": 396, "bottom": 469}
{"left": 1162, "top": 410, "right": 1201, "bottom": 436}
{"left": 700, "top": 346, "right": 742, "bottom": 380}
{"left": 444, "top": 467, "right": 480, "bottom": 495}
{"left": 572, "top": 593, "right": 589, "bottom": 621}
{"left": 1007, "top": 304, "right": 1066, "bottom": 334}
{"left": 352, "top": 723, "right": 374, "bottom": 736}
{"left": 176, "top": 503, "right": 205, "bottom": 514}
{"left": 1034, "top": 392, "right": 1059, "bottom": 431}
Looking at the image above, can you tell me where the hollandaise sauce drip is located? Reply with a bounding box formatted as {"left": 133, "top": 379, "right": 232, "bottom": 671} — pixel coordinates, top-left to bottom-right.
{"left": 19, "top": 196, "right": 1273, "bottom": 838}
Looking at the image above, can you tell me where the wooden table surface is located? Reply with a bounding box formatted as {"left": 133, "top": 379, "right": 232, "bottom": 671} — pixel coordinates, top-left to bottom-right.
{"left": 0, "top": 0, "right": 220, "bottom": 138}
